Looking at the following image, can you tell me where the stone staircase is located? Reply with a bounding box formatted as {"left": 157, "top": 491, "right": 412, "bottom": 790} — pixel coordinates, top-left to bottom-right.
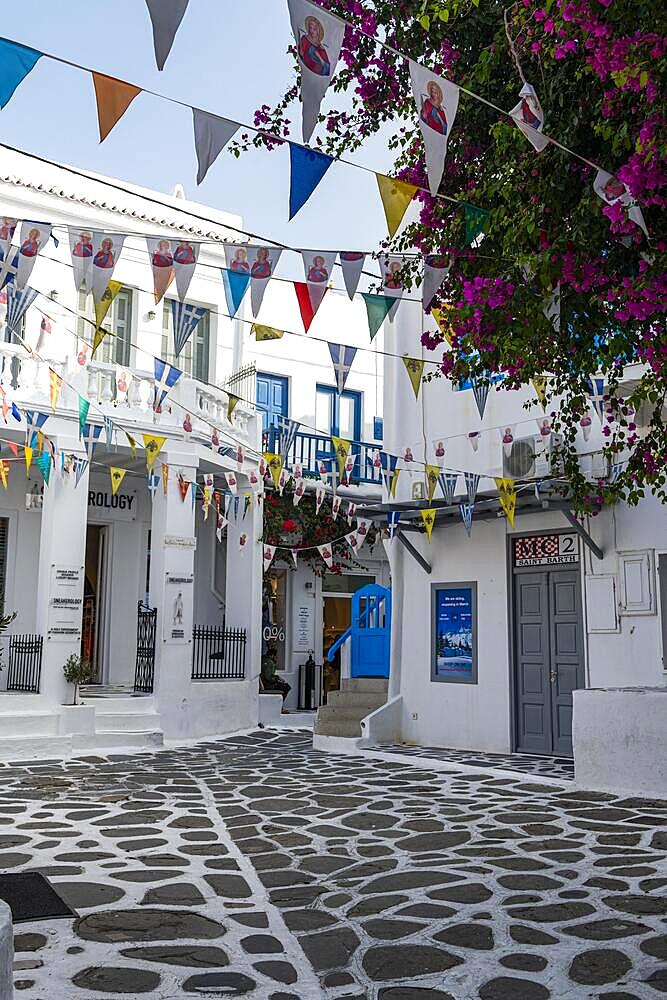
{"left": 314, "top": 678, "right": 388, "bottom": 738}
{"left": 79, "top": 690, "right": 164, "bottom": 749}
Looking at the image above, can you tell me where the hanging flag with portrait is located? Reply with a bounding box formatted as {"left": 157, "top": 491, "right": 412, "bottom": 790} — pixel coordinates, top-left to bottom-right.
{"left": 146, "top": 235, "right": 175, "bottom": 303}
{"left": 301, "top": 248, "right": 335, "bottom": 316}
{"left": 510, "top": 83, "right": 548, "bottom": 152}
{"left": 422, "top": 253, "right": 450, "bottom": 311}
{"left": 287, "top": 0, "right": 345, "bottom": 142}
{"left": 90, "top": 230, "right": 126, "bottom": 303}
{"left": 378, "top": 254, "right": 407, "bottom": 321}
{"left": 68, "top": 226, "right": 94, "bottom": 292}
{"left": 409, "top": 61, "right": 459, "bottom": 197}
{"left": 15, "top": 221, "right": 51, "bottom": 290}
{"left": 593, "top": 169, "right": 648, "bottom": 237}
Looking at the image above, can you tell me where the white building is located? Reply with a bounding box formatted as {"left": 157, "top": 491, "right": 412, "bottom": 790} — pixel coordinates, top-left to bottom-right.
{"left": 358, "top": 295, "right": 667, "bottom": 796}
{"left": 0, "top": 147, "right": 387, "bottom": 755}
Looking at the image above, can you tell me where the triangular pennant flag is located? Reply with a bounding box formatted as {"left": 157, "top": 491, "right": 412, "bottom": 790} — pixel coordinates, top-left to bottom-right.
{"left": 587, "top": 377, "right": 606, "bottom": 422}
{"left": 81, "top": 422, "right": 103, "bottom": 461}
{"left": 435, "top": 472, "right": 456, "bottom": 507}
{"left": 532, "top": 376, "right": 548, "bottom": 411}
{"left": 317, "top": 543, "right": 335, "bottom": 570}
{"left": 69, "top": 227, "right": 95, "bottom": 293}
{"left": 24, "top": 446, "right": 33, "bottom": 474}
{"left": 362, "top": 293, "right": 394, "bottom": 340}
{"left": 422, "top": 254, "right": 450, "bottom": 310}
{"left": 338, "top": 252, "right": 366, "bottom": 300}
{"left": 142, "top": 434, "right": 166, "bottom": 472}
{"left": 92, "top": 72, "right": 142, "bottom": 142}
{"left": 409, "top": 61, "right": 460, "bottom": 197}
{"left": 459, "top": 502, "right": 474, "bottom": 537}
{"left": 202, "top": 485, "right": 212, "bottom": 520}
{"left": 495, "top": 477, "right": 516, "bottom": 528}
{"left": 472, "top": 377, "right": 490, "bottom": 420}
{"left": 464, "top": 472, "right": 480, "bottom": 505}
{"left": 302, "top": 249, "right": 335, "bottom": 312}
{"left": 379, "top": 254, "right": 407, "bottom": 321}
{"left": 464, "top": 204, "right": 490, "bottom": 246}
{"left": 92, "top": 278, "right": 123, "bottom": 344}
{"left": 192, "top": 107, "right": 238, "bottom": 184}
{"left": 126, "top": 431, "right": 138, "bottom": 457}
{"left": 221, "top": 268, "right": 250, "bottom": 318}
{"left": 332, "top": 495, "right": 341, "bottom": 521}
{"left": 5, "top": 284, "right": 38, "bottom": 335}
{"left": 593, "top": 169, "right": 648, "bottom": 236}
{"left": 103, "top": 415, "right": 114, "bottom": 448}
{"left": 171, "top": 300, "right": 206, "bottom": 358}
{"left": 277, "top": 418, "right": 301, "bottom": 461}
{"left": 8, "top": 442, "right": 19, "bottom": 458}
{"left": 0, "top": 39, "right": 42, "bottom": 109}
{"left": 289, "top": 549, "right": 298, "bottom": 569}
{"left": 421, "top": 508, "right": 436, "bottom": 542}
{"left": 403, "top": 356, "right": 425, "bottom": 400}
{"left": 380, "top": 452, "right": 400, "bottom": 498}
{"left": 252, "top": 323, "right": 284, "bottom": 342}
{"left": 146, "top": 473, "right": 160, "bottom": 500}
{"left": 288, "top": 0, "right": 345, "bottom": 142}
{"left": 34, "top": 452, "right": 51, "bottom": 485}
{"left": 0, "top": 247, "right": 19, "bottom": 293}
{"left": 0, "top": 460, "right": 8, "bottom": 489}
{"left": 264, "top": 453, "right": 283, "bottom": 491}
{"left": 376, "top": 174, "right": 418, "bottom": 238}
{"left": 345, "top": 531, "right": 360, "bottom": 555}
{"left": 110, "top": 466, "right": 126, "bottom": 496}
{"left": 468, "top": 431, "right": 480, "bottom": 452}
{"left": 263, "top": 544, "right": 277, "bottom": 573}
{"left": 245, "top": 246, "right": 282, "bottom": 317}
{"left": 328, "top": 343, "right": 357, "bottom": 395}
{"left": 161, "top": 463, "right": 169, "bottom": 496}
{"left": 294, "top": 281, "right": 328, "bottom": 333}
{"left": 510, "top": 82, "right": 549, "bottom": 152}
{"left": 289, "top": 143, "right": 334, "bottom": 218}
{"left": 227, "top": 393, "right": 241, "bottom": 423}
{"left": 425, "top": 464, "right": 440, "bottom": 503}
{"left": 146, "top": 236, "right": 175, "bottom": 304}
{"left": 145, "top": 0, "right": 189, "bottom": 69}
{"left": 331, "top": 436, "right": 351, "bottom": 479}
{"left": 153, "top": 357, "right": 182, "bottom": 411}
{"left": 216, "top": 513, "right": 228, "bottom": 542}
{"left": 293, "top": 478, "right": 305, "bottom": 506}
{"left": 387, "top": 510, "right": 401, "bottom": 539}
{"left": 233, "top": 495, "right": 240, "bottom": 522}
{"left": 315, "top": 483, "right": 325, "bottom": 514}
{"left": 430, "top": 306, "right": 454, "bottom": 346}
{"left": 172, "top": 240, "right": 200, "bottom": 301}
{"left": 74, "top": 456, "right": 89, "bottom": 488}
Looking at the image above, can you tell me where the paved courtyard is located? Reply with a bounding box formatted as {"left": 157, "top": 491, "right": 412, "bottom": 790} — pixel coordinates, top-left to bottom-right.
{"left": 2, "top": 729, "right": 666, "bottom": 999}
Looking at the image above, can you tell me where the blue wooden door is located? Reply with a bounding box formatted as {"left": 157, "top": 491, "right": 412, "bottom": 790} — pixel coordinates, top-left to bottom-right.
{"left": 257, "top": 373, "right": 288, "bottom": 433}
{"left": 350, "top": 584, "right": 391, "bottom": 678}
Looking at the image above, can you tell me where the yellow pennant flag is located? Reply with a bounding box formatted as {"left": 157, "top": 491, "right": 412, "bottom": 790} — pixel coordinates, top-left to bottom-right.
{"left": 403, "top": 356, "right": 425, "bottom": 400}
{"left": 264, "top": 452, "right": 283, "bottom": 490}
{"left": 24, "top": 446, "right": 33, "bottom": 474}
{"left": 421, "top": 508, "right": 436, "bottom": 542}
{"left": 425, "top": 463, "right": 440, "bottom": 503}
{"left": 109, "top": 467, "right": 126, "bottom": 496}
{"left": 49, "top": 369, "right": 63, "bottom": 410}
{"left": 431, "top": 306, "right": 454, "bottom": 346}
{"left": 0, "top": 460, "right": 9, "bottom": 489}
{"left": 227, "top": 393, "right": 241, "bottom": 423}
{"left": 93, "top": 280, "right": 123, "bottom": 355}
{"left": 532, "top": 376, "right": 548, "bottom": 411}
{"left": 161, "top": 463, "right": 169, "bottom": 496}
{"left": 331, "top": 436, "right": 351, "bottom": 479}
{"left": 142, "top": 434, "right": 166, "bottom": 472}
{"left": 36, "top": 431, "right": 43, "bottom": 454}
{"left": 125, "top": 431, "right": 137, "bottom": 458}
{"left": 252, "top": 323, "right": 284, "bottom": 342}
{"left": 376, "top": 174, "right": 418, "bottom": 238}
{"left": 92, "top": 72, "right": 142, "bottom": 142}
{"left": 495, "top": 477, "right": 517, "bottom": 528}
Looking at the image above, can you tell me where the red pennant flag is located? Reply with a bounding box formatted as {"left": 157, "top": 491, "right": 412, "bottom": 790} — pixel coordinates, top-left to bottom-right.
{"left": 177, "top": 474, "right": 190, "bottom": 502}
{"left": 294, "top": 281, "right": 328, "bottom": 333}
{"left": 8, "top": 442, "right": 19, "bottom": 458}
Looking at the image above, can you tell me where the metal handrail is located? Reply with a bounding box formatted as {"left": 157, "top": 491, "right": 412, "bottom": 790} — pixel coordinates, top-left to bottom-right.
{"left": 325, "top": 592, "right": 389, "bottom": 663}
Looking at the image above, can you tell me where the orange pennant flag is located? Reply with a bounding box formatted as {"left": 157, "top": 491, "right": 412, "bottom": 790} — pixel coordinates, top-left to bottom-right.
{"left": 92, "top": 72, "right": 142, "bottom": 142}
{"left": 49, "top": 369, "right": 63, "bottom": 411}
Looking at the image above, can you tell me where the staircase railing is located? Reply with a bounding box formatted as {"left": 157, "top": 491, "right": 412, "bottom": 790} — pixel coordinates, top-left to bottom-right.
{"left": 325, "top": 594, "right": 389, "bottom": 663}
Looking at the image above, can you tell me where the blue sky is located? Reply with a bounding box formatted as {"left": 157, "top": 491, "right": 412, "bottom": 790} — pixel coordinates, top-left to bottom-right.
{"left": 0, "top": 0, "right": 396, "bottom": 256}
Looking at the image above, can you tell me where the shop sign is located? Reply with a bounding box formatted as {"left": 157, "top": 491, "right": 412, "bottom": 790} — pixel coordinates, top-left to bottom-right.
{"left": 431, "top": 583, "right": 477, "bottom": 685}
{"left": 514, "top": 533, "right": 579, "bottom": 567}
{"left": 165, "top": 535, "right": 197, "bottom": 549}
{"left": 263, "top": 623, "right": 285, "bottom": 643}
{"left": 294, "top": 604, "right": 314, "bottom": 652}
{"left": 88, "top": 487, "right": 137, "bottom": 522}
{"left": 48, "top": 565, "right": 83, "bottom": 640}
{"left": 163, "top": 572, "right": 193, "bottom": 643}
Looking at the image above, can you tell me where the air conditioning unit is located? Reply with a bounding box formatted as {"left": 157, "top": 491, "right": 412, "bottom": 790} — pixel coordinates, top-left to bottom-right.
{"left": 503, "top": 434, "right": 563, "bottom": 480}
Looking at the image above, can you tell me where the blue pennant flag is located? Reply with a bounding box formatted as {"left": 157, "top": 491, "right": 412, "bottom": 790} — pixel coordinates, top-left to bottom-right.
{"left": 471, "top": 377, "right": 489, "bottom": 420}
{"left": 103, "top": 416, "right": 115, "bottom": 448}
{"left": 464, "top": 471, "right": 480, "bottom": 506}
{"left": 328, "top": 343, "right": 357, "bottom": 395}
{"left": 171, "top": 300, "right": 206, "bottom": 357}
{"left": 81, "top": 423, "right": 103, "bottom": 461}
{"left": 460, "top": 503, "right": 474, "bottom": 537}
{"left": 23, "top": 409, "right": 48, "bottom": 447}
{"left": 288, "top": 143, "right": 334, "bottom": 220}
{"left": 74, "top": 457, "right": 89, "bottom": 488}
{"left": 0, "top": 40, "right": 42, "bottom": 109}
{"left": 5, "top": 284, "right": 38, "bottom": 334}
{"left": 220, "top": 267, "right": 250, "bottom": 318}
{"left": 11, "top": 403, "right": 22, "bottom": 423}
{"left": 586, "top": 376, "right": 606, "bottom": 422}
{"left": 438, "top": 471, "right": 459, "bottom": 505}
{"left": 146, "top": 473, "right": 160, "bottom": 499}
{"left": 153, "top": 357, "right": 183, "bottom": 411}
{"left": 0, "top": 249, "right": 20, "bottom": 292}
{"left": 277, "top": 416, "right": 300, "bottom": 461}
{"left": 379, "top": 452, "right": 400, "bottom": 497}
{"left": 387, "top": 510, "right": 401, "bottom": 539}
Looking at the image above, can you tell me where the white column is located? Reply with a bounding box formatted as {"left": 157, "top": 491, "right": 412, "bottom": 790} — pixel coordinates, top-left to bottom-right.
{"left": 35, "top": 437, "right": 89, "bottom": 706}
{"left": 224, "top": 487, "right": 262, "bottom": 684}
{"left": 149, "top": 447, "right": 199, "bottom": 727}
{"left": 385, "top": 536, "right": 405, "bottom": 701}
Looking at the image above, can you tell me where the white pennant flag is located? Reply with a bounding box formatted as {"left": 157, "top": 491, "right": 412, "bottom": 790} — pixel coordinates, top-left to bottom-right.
{"left": 91, "top": 231, "right": 126, "bottom": 303}
{"left": 422, "top": 254, "right": 450, "bottom": 310}
{"left": 379, "top": 254, "right": 407, "bottom": 320}
{"left": 16, "top": 221, "right": 52, "bottom": 290}
{"left": 145, "top": 0, "right": 190, "bottom": 70}
{"left": 225, "top": 471, "right": 238, "bottom": 495}
{"left": 302, "top": 249, "right": 335, "bottom": 313}
{"left": 346, "top": 531, "right": 360, "bottom": 555}
{"left": 409, "top": 61, "right": 459, "bottom": 197}
{"left": 0, "top": 218, "right": 17, "bottom": 261}
{"left": 510, "top": 83, "right": 548, "bottom": 152}
{"left": 68, "top": 227, "right": 94, "bottom": 292}
{"left": 216, "top": 513, "right": 228, "bottom": 542}
{"left": 193, "top": 108, "right": 239, "bottom": 185}
{"left": 263, "top": 544, "right": 276, "bottom": 573}
{"left": 246, "top": 246, "right": 282, "bottom": 317}
{"left": 173, "top": 240, "right": 200, "bottom": 301}
{"left": 288, "top": 0, "right": 345, "bottom": 142}
{"left": 293, "top": 478, "right": 305, "bottom": 505}
{"left": 315, "top": 483, "right": 325, "bottom": 514}
{"left": 290, "top": 549, "right": 298, "bottom": 569}
{"left": 593, "top": 169, "right": 648, "bottom": 237}
{"left": 331, "top": 494, "right": 341, "bottom": 520}
{"left": 147, "top": 236, "right": 175, "bottom": 303}
{"left": 317, "top": 543, "right": 335, "bottom": 569}
{"left": 339, "top": 252, "right": 366, "bottom": 299}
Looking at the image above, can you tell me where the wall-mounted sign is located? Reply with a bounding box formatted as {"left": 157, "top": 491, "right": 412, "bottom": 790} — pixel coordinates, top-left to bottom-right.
{"left": 431, "top": 583, "right": 477, "bottom": 685}
{"left": 88, "top": 487, "right": 137, "bottom": 522}
{"left": 294, "top": 604, "right": 314, "bottom": 652}
{"left": 263, "top": 623, "right": 285, "bottom": 643}
{"left": 48, "top": 566, "right": 83, "bottom": 641}
{"left": 514, "top": 533, "right": 579, "bottom": 568}
{"left": 163, "top": 572, "right": 193, "bottom": 643}
{"left": 164, "top": 535, "right": 197, "bottom": 549}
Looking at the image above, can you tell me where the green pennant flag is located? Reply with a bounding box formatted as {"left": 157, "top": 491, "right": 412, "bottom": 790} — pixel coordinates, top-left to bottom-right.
{"left": 78, "top": 396, "right": 90, "bottom": 438}
{"left": 362, "top": 293, "right": 395, "bottom": 340}
{"left": 34, "top": 452, "right": 51, "bottom": 486}
{"left": 464, "top": 204, "right": 490, "bottom": 246}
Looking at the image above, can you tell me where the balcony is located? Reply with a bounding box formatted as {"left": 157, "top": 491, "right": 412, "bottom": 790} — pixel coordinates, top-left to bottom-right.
{"left": 263, "top": 425, "right": 382, "bottom": 487}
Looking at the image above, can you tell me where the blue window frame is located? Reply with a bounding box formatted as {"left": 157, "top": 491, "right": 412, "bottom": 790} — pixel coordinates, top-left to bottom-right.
{"left": 256, "top": 372, "right": 289, "bottom": 432}
{"left": 316, "top": 384, "right": 361, "bottom": 441}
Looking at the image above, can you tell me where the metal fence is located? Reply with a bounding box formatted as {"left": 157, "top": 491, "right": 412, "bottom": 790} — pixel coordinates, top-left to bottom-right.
{"left": 6, "top": 635, "right": 43, "bottom": 693}
{"left": 134, "top": 603, "right": 157, "bottom": 693}
{"left": 192, "top": 625, "right": 247, "bottom": 681}
{"left": 225, "top": 363, "right": 256, "bottom": 409}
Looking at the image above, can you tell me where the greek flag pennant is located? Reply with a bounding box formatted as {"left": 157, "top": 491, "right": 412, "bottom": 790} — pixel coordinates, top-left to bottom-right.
{"left": 277, "top": 417, "right": 300, "bottom": 460}
{"left": 328, "top": 343, "right": 357, "bottom": 395}
{"left": 464, "top": 471, "right": 480, "bottom": 505}
{"left": 5, "top": 284, "right": 38, "bottom": 335}
{"left": 380, "top": 452, "right": 400, "bottom": 498}
{"left": 472, "top": 377, "right": 490, "bottom": 420}
{"left": 74, "top": 456, "right": 89, "bottom": 488}
{"left": 81, "top": 422, "right": 103, "bottom": 461}
{"left": 153, "top": 357, "right": 182, "bottom": 412}
{"left": 103, "top": 416, "right": 114, "bottom": 448}
{"left": 587, "top": 377, "right": 606, "bottom": 422}
{"left": 171, "top": 300, "right": 206, "bottom": 358}
{"left": 459, "top": 502, "right": 474, "bottom": 537}
{"left": 23, "top": 409, "right": 49, "bottom": 448}
{"left": 438, "top": 471, "right": 459, "bottom": 505}
{"left": 387, "top": 510, "right": 401, "bottom": 540}
{"left": 0, "top": 248, "right": 19, "bottom": 292}
{"left": 146, "top": 473, "right": 160, "bottom": 499}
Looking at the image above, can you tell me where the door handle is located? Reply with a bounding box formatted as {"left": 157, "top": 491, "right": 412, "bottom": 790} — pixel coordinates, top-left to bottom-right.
{"left": 549, "top": 670, "right": 557, "bottom": 683}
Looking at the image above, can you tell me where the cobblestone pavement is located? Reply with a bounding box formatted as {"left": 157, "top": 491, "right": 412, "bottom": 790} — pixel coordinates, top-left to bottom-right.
{"left": 2, "top": 729, "right": 666, "bottom": 999}
{"left": 368, "top": 744, "right": 575, "bottom": 781}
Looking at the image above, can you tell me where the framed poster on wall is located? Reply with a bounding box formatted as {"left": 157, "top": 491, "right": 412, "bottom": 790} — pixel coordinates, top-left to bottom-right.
{"left": 431, "top": 582, "right": 477, "bottom": 684}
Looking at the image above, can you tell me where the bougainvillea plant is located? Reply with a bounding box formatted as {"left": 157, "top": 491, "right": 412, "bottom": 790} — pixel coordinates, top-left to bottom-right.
{"left": 263, "top": 485, "right": 379, "bottom": 574}
{"left": 234, "top": 0, "right": 665, "bottom": 515}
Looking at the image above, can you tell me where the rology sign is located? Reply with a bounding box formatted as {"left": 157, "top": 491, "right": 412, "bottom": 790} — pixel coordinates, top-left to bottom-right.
{"left": 88, "top": 489, "right": 137, "bottom": 522}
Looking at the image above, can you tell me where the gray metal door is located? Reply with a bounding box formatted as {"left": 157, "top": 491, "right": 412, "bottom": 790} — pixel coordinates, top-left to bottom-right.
{"left": 514, "top": 568, "right": 584, "bottom": 757}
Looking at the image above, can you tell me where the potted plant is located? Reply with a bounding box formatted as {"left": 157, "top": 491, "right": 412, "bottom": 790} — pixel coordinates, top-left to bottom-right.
{"left": 62, "top": 654, "right": 94, "bottom": 706}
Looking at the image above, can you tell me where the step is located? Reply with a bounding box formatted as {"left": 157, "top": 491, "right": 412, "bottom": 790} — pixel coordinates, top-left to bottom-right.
{"left": 0, "top": 711, "right": 59, "bottom": 738}
{"left": 82, "top": 730, "right": 164, "bottom": 750}
{"left": 317, "top": 705, "right": 380, "bottom": 724}
{"left": 81, "top": 695, "right": 156, "bottom": 714}
{"left": 314, "top": 719, "right": 364, "bottom": 738}
{"left": 94, "top": 712, "right": 162, "bottom": 734}
{"left": 340, "top": 678, "right": 389, "bottom": 694}
{"left": 325, "top": 691, "right": 387, "bottom": 711}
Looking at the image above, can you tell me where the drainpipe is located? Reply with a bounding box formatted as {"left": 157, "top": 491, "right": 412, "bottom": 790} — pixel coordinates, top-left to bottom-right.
{"left": 386, "top": 536, "right": 404, "bottom": 700}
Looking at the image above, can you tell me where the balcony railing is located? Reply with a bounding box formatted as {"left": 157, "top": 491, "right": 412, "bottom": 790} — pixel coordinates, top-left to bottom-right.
{"left": 263, "top": 426, "right": 382, "bottom": 486}
{"left": 225, "top": 363, "right": 256, "bottom": 410}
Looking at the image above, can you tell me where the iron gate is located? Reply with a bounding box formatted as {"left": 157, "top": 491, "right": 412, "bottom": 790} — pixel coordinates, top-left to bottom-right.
{"left": 134, "top": 602, "right": 157, "bottom": 693}
{"left": 6, "top": 635, "right": 43, "bottom": 693}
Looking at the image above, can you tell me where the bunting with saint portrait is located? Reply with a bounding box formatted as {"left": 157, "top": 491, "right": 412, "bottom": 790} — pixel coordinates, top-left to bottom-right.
{"left": 287, "top": 0, "right": 345, "bottom": 143}
{"left": 409, "top": 61, "right": 459, "bottom": 198}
